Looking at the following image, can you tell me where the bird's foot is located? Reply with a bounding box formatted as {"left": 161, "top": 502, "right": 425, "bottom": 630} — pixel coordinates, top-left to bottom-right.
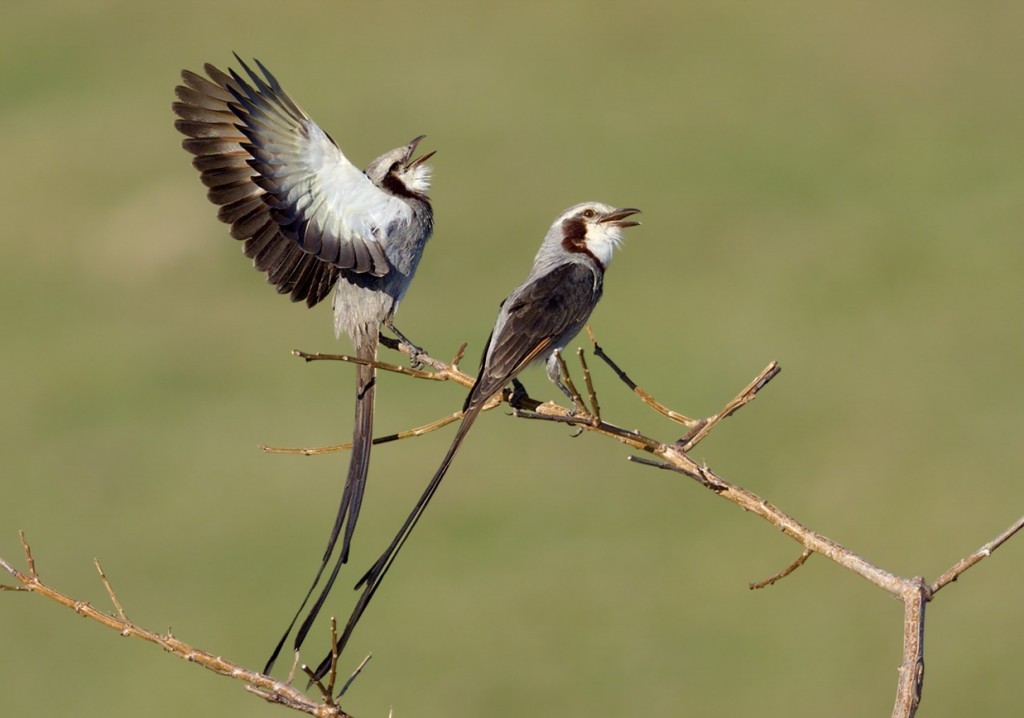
{"left": 404, "top": 343, "right": 428, "bottom": 370}
{"left": 383, "top": 322, "right": 427, "bottom": 369}
{"left": 565, "top": 401, "right": 586, "bottom": 436}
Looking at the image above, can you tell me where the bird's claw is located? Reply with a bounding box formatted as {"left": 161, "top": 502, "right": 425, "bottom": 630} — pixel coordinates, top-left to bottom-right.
{"left": 404, "top": 343, "right": 427, "bottom": 370}
{"left": 383, "top": 322, "right": 426, "bottom": 369}
{"left": 566, "top": 403, "right": 586, "bottom": 437}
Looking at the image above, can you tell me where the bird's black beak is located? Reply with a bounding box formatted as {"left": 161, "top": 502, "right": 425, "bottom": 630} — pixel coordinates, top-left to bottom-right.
{"left": 405, "top": 135, "right": 436, "bottom": 168}
{"left": 600, "top": 207, "right": 641, "bottom": 228}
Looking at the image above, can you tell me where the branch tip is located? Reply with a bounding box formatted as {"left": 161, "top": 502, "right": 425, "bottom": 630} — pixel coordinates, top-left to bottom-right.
{"left": 452, "top": 342, "right": 467, "bottom": 366}
{"left": 325, "top": 616, "right": 340, "bottom": 697}
{"left": 301, "top": 662, "right": 333, "bottom": 704}
{"left": 577, "top": 348, "right": 601, "bottom": 424}
{"left": 627, "top": 455, "right": 682, "bottom": 473}
{"left": 750, "top": 549, "right": 812, "bottom": 590}
{"left": 94, "top": 558, "right": 128, "bottom": 621}
{"left": 929, "top": 515, "right": 1024, "bottom": 596}
{"left": 19, "top": 530, "right": 37, "bottom": 578}
{"left": 338, "top": 653, "right": 373, "bottom": 699}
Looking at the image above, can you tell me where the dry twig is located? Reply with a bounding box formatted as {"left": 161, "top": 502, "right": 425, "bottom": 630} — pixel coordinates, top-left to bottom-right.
{"left": 585, "top": 324, "right": 698, "bottom": 428}
{"left": 260, "top": 342, "right": 492, "bottom": 455}
{"left": 577, "top": 348, "right": 601, "bottom": 424}
{"left": 303, "top": 335, "right": 1019, "bottom": 718}
{"left": 0, "top": 533, "right": 350, "bottom": 718}
{"left": 929, "top": 515, "right": 1024, "bottom": 595}
{"left": 2, "top": 336, "right": 1021, "bottom": 718}
{"left": 260, "top": 413, "right": 465, "bottom": 455}
{"left": 750, "top": 549, "right": 813, "bottom": 590}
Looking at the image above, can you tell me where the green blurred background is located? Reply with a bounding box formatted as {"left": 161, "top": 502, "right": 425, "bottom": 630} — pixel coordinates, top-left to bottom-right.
{"left": 2, "top": 2, "right": 1022, "bottom": 716}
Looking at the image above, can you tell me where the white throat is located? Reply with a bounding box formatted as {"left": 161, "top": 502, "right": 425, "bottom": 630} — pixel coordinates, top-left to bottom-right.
{"left": 401, "top": 164, "right": 432, "bottom": 195}
{"left": 584, "top": 224, "right": 624, "bottom": 267}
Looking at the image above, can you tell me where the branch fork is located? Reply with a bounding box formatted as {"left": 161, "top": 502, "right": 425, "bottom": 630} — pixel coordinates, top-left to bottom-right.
{"left": 3, "top": 330, "right": 1021, "bottom": 718}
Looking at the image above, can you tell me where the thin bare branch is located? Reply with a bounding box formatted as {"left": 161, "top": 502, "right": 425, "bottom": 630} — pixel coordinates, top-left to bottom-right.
{"left": 259, "top": 341, "right": 492, "bottom": 457}
{"left": 286, "top": 650, "right": 301, "bottom": 685}
{"left": 260, "top": 374, "right": 511, "bottom": 457}
{"left": 375, "top": 335, "right": 448, "bottom": 373}
{"left": 21, "top": 530, "right": 37, "bottom": 578}
{"left": 929, "top": 515, "right": 1024, "bottom": 595}
{"left": 554, "top": 349, "right": 588, "bottom": 414}
{"left": 585, "top": 325, "right": 698, "bottom": 428}
{"left": 639, "top": 449, "right": 907, "bottom": 595}
{"left": 577, "top": 348, "right": 601, "bottom": 425}
{"left": 338, "top": 654, "right": 373, "bottom": 699}
{"left": 626, "top": 454, "right": 688, "bottom": 473}
{"left": 893, "top": 580, "right": 927, "bottom": 718}
{"left": 274, "top": 337, "right": 1018, "bottom": 718}
{"left": 677, "top": 362, "right": 781, "bottom": 450}
{"left": 93, "top": 559, "right": 128, "bottom": 622}
{"left": 749, "top": 549, "right": 813, "bottom": 590}
{"left": 293, "top": 350, "right": 442, "bottom": 381}
{"left": 6, "top": 332, "right": 1020, "bottom": 718}
{"left": 295, "top": 342, "right": 479, "bottom": 392}
{"left": 0, "top": 535, "right": 350, "bottom": 718}
{"left": 326, "top": 617, "right": 340, "bottom": 698}
{"left": 302, "top": 663, "right": 334, "bottom": 706}
{"left": 390, "top": 337, "right": 940, "bottom": 718}
{"left": 450, "top": 342, "right": 467, "bottom": 367}
{"left": 512, "top": 403, "right": 653, "bottom": 450}
{"left": 260, "top": 413, "right": 464, "bottom": 455}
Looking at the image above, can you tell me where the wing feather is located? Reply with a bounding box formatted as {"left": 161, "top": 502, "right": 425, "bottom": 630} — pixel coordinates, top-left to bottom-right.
{"left": 172, "top": 56, "right": 406, "bottom": 306}
{"left": 225, "top": 57, "right": 409, "bottom": 276}
{"left": 471, "top": 262, "right": 602, "bottom": 403}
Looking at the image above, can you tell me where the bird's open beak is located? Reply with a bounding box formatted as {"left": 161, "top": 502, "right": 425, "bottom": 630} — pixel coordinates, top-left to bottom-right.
{"left": 600, "top": 207, "right": 641, "bottom": 228}
{"left": 405, "top": 135, "right": 436, "bottom": 168}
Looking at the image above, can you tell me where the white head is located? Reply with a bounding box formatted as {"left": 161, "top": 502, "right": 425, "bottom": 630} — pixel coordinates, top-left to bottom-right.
{"left": 549, "top": 201, "right": 640, "bottom": 270}
{"left": 364, "top": 135, "right": 435, "bottom": 200}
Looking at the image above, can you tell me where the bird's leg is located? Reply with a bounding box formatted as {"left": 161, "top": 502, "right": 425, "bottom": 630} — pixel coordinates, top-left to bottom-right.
{"left": 547, "top": 350, "right": 582, "bottom": 415}
{"left": 554, "top": 378, "right": 579, "bottom": 411}
{"left": 382, "top": 320, "right": 426, "bottom": 369}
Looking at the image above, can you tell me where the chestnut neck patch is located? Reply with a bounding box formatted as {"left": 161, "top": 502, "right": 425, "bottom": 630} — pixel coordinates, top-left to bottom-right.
{"left": 560, "top": 217, "right": 604, "bottom": 270}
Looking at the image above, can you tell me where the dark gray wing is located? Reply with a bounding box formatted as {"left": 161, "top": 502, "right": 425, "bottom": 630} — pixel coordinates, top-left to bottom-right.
{"left": 469, "top": 261, "right": 602, "bottom": 408}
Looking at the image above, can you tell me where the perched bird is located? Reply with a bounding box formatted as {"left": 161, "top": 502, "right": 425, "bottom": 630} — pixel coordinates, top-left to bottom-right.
{"left": 310, "top": 201, "right": 639, "bottom": 680}
{"left": 172, "top": 55, "right": 435, "bottom": 673}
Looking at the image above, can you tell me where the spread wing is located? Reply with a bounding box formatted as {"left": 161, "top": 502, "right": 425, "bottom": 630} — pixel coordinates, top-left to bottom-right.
{"left": 469, "top": 261, "right": 602, "bottom": 407}
{"left": 173, "top": 57, "right": 408, "bottom": 305}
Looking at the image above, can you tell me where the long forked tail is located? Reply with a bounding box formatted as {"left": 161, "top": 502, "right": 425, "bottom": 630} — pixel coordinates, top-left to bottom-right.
{"left": 264, "top": 335, "right": 377, "bottom": 675}
{"left": 309, "top": 398, "right": 487, "bottom": 681}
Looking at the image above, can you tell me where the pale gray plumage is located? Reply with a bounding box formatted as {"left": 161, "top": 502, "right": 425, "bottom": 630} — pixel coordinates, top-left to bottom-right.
{"left": 309, "top": 201, "right": 639, "bottom": 680}
{"left": 172, "top": 55, "right": 434, "bottom": 674}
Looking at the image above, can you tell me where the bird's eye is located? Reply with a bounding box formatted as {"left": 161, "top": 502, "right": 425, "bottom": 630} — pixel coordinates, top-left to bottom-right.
{"left": 581, "top": 209, "right": 597, "bottom": 219}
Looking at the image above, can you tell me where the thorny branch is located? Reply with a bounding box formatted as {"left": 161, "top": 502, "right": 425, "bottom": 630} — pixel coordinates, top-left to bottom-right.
{"left": 3, "top": 334, "right": 1021, "bottom": 718}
